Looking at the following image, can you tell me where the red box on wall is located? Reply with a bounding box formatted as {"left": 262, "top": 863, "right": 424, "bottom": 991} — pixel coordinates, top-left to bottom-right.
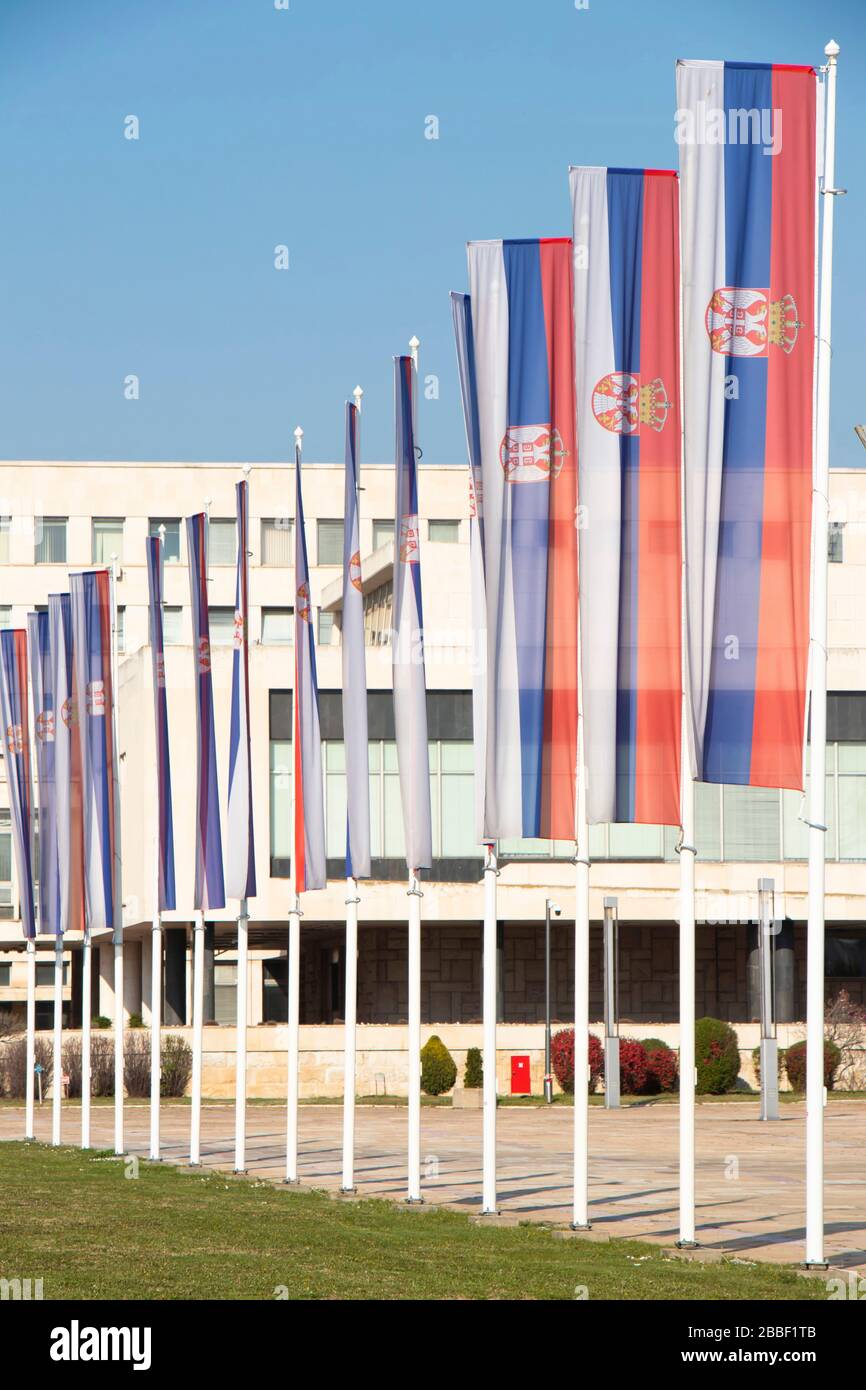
{"left": 510, "top": 1055, "right": 531, "bottom": 1096}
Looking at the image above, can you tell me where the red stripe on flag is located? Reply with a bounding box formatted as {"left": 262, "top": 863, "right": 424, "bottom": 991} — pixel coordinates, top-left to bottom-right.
{"left": 293, "top": 659, "right": 305, "bottom": 894}
{"left": 750, "top": 67, "right": 815, "bottom": 791}
{"left": 538, "top": 237, "right": 578, "bottom": 841}
{"left": 634, "top": 172, "right": 682, "bottom": 825}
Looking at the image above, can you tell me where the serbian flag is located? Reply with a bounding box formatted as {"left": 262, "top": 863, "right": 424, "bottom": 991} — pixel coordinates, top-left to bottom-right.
{"left": 466, "top": 238, "right": 578, "bottom": 840}
{"left": 392, "top": 356, "right": 433, "bottom": 874}
{"left": 187, "top": 515, "right": 226, "bottom": 910}
{"left": 27, "top": 612, "right": 61, "bottom": 934}
{"left": 677, "top": 60, "right": 817, "bottom": 788}
{"left": 451, "top": 291, "right": 488, "bottom": 846}
{"left": 342, "top": 403, "right": 371, "bottom": 880}
{"left": 70, "top": 570, "right": 118, "bottom": 934}
{"left": 226, "top": 481, "right": 257, "bottom": 901}
{"left": 146, "top": 536, "right": 177, "bottom": 912}
{"left": 570, "top": 168, "right": 682, "bottom": 826}
{"left": 0, "top": 630, "right": 36, "bottom": 938}
{"left": 294, "top": 444, "right": 327, "bottom": 892}
{"left": 49, "top": 593, "right": 84, "bottom": 936}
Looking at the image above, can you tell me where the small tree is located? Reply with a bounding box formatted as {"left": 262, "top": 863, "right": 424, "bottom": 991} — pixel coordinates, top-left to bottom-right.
{"left": 695, "top": 1017, "right": 741, "bottom": 1095}
{"left": 124, "top": 1033, "right": 151, "bottom": 1098}
{"left": 823, "top": 989, "right": 866, "bottom": 1089}
{"left": 2, "top": 1037, "right": 53, "bottom": 1099}
{"left": 160, "top": 1034, "right": 193, "bottom": 1098}
{"left": 550, "top": 1029, "right": 604, "bottom": 1094}
{"left": 640, "top": 1039, "right": 679, "bottom": 1094}
{"left": 463, "top": 1046, "right": 483, "bottom": 1089}
{"left": 420, "top": 1035, "right": 457, "bottom": 1096}
{"left": 784, "top": 1039, "right": 841, "bottom": 1093}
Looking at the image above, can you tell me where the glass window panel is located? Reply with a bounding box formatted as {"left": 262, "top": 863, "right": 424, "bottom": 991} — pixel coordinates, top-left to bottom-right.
{"left": 0, "top": 832, "right": 11, "bottom": 881}
{"left": 782, "top": 789, "right": 809, "bottom": 860}
{"left": 163, "top": 607, "right": 183, "bottom": 645}
{"left": 209, "top": 518, "right": 236, "bottom": 566}
{"left": 149, "top": 519, "right": 181, "bottom": 563}
{"left": 262, "top": 608, "right": 293, "bottom": 645}
{"left": 722, "top": 786, "right": 780, "bottom": 861}
{"left": 326, "top": 742, "right": 346, "bottom": 772}
{"left": 441, "top": 772, "right": 475, "bottom": 857}
{"left": 383, "top": 742, "right": 399, "bottom": 773}
{"left": 372, "top": 520, "right": 393, "bottom": 551}
{"left": 838, "top": 775, "right": 866, "bottom": 861}
{"left": 92, "top": 518, "right": 124, "bottom": 564}
{"left": 317, "top": 520, "right": 342, "bottom": 565}
{"left": 368, "top": 742, "right": 381, "bottom": 773}
{"left": 838, "top": 744, "right": 866, "bottom": 774}
{"left": 214, "top": 963, "right": 237, "bottom": 1025}
{"left": 0, "top": 517, "right": 9, "bottom": 564}
{"left": 35, "top": 517, "right": 67, "bottom": 564}
{"left": 696, "top": 782, "right": 722, "bottom": 861}
{"left": 499, "top": 838, "right": 553, "bottom": 858}
{"left": 0, "top": 607, "right": 12, "bottom": 630}
{"left": 209, "top": 607, "right": 235, "bottom": 645}
{"left": 317, "top": 609, "right": 336, "bottom": 646}
{"left": 383, "top": 770, "right": 405, "bottom": 859}
{"left": 429, "top": 520, "right": 459, "bottom": 543}
{"left": 369, "top": 755, "right": 382, "bottom": 857}
{"left": 441, "top": 741, "right": 473, "bottom": 773}
{"left": 828, "top": 522, "right": 845, "bottom": 563}
{"left": 826, "top": 931, "right": 866, "bottom": 977}
{"left": 269, "top": 741, "right": 292, "bottom": 859}
{"left": 608, "top": 824, "right": 663, "bottom": 859}
{"left": 116, "top": 607, "right": 126, "bottom": 653}
{"left": 261, "top": 518, "right": 293, "bottom": 566}
{"left": 326, "top": 769, "right": 348, "bottom": 858}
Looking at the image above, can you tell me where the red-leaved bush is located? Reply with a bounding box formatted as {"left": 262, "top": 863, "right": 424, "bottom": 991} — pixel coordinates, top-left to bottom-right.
{"left": 618, "top": 1040, "right": 648, "bottom": 1095}
{"left": 550, "top": 1029, "right": 604, "bottom": 1094}
{"left": 645, "top": 1045, "right": 679, "bottom": 1094}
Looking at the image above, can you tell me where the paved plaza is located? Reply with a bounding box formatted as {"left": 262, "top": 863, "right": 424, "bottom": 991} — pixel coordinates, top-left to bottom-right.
{"left": 4, "top": 1099, "right": 865, "bottom": 1272}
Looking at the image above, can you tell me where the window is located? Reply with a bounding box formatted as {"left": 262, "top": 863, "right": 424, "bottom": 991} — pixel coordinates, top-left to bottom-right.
{"left": 209, "top": 608, "right": 235, "bottom": 646}
{"left": 92, "top": 518, "right": 124, "bottom": 564}
{"left": 261, "top": 518, "right": 293, "bottom": 566}
{"left": 263, "top": 959, "right": 288, "bottom": 1023}
{"left": 270, "top": 742, "right": 292, "bottom": 864}
{"left": 372, "top": 519, "right": 393, "bottom": 551}
{"left": 35, "top": 517, "right": 67, "bottom": 564}
{"left": 0, "top": 810, "right": 11, "bottom": 919}
{"left": 429, "top": 520, "right": 459, "bottom": 543}
{"left": 363, "top": 581, "right": 393, "bottom": 647}
{"left": 838, "top": 744, "right": 866, "bottom": 861}
{"left": 262, "top": 608, "right": 293, "bottom": 645}
{"left": 0, "top": 516, "right": 9, "bottom": 564}
{"left": 163, "top": 607, "right": 183, "bottom": 645}
{"left": 36, "top": 963, "right": 68, "bottom": 987}
{"left": 317, "top": 610, "right": 335, "bottom": 646}
{"left": 214, "top": 963, "right": 237, "bottom": 1025}
{"left": 317, "top": 520, "right": 342, "bottom": 566}
{"left": 0, "top": 607, "right": 11, "bottom": 630}
{"left": 208, "top": 518, "right": 236, "bottom": 567}
{"left": 149, "top": 518, "right": 181, "bottom": 563}
{"left": 0, "top": 964, "right": 9, "bottom": 987}
{"left": 116, "top": 607, "right": 126, "bottom": 653}
{"left": 828, "top": 522, "right": 845, "bottom": 564}
{"left": 826, "top": 929, "right": 866, "bottom": 978}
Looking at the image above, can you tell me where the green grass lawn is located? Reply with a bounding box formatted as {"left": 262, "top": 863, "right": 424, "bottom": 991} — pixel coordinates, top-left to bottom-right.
{"left": 0, "top": 1141, "right": 824, "bottom": 1301}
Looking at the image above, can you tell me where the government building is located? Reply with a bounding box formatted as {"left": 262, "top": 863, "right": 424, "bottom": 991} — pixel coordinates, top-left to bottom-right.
{"left": 1, "top": 458, "right": 864, "bottom": 1095}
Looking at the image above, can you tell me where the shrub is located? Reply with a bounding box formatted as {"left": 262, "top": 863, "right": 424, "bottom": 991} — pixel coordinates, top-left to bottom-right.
{"left": 751, "top": 1044, "right": 786, "bottom": 1089}
{"left": 784, "top": 1039, "right": 841, "bottom": 1093}
{"left": 90, "top": 1035, "right": 116, "bottom": 1097}
{"left": 124, "top": 1033, "right": 151, "bottom": 1098}
{"left": 463, "top": 1046, "right": 483, "bottom": 1089}
{"left": 618, "top": 1040, "right": 648, "bottom": 1095}
{"left": 640, "top": 1039, "right": 679, "bottom": 1094}
{"left": 62, "top": 1037, "right": 83, "bottom": 1099}
{"left": 695, "top": 1017, "right": 741, "bottom": 1095}
{"left": 2, "top": 1037, "right": 53, "bottom": 1098}
{"left": 92, "top": 1016, "right": 111, "bottom": 1029}
{"left": 161, "top": 1034, "right": 193, "bottom": 1098}
{"left": 128, "top": 1013, "right": 145, "bottom": 1030}
{"left": 550, "top": 1029, "right": 604, "bottom": 1094}
{"left": 420, "top": 1035, "right": 457, "bottom": 1096}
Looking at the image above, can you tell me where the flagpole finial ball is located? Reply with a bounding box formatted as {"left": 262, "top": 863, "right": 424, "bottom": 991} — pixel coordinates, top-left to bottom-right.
{"left": 294, "top": 426, "right": 304, "bottom": 442}
{"left": 409, "top": 335, "right": 420, "bottom": 351}
{"left": 825, "top": 39, "right": 839, "bottom": 58}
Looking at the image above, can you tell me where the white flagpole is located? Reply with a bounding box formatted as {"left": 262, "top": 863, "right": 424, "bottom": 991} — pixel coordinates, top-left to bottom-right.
{"left": 189, "top": 911, "right": 205, "bottom": 1165}
{"left": 407, "top": 873, "right": 423, "bottom": 1203}
{"left": 481, "top": 845, "right": 498, "bottom": 1214}
{"left": 109, "top": 555, "right": 124, "bottom": 1156}
{"left": 286, "top": 425, "right": 304, "bottom": 1186}
{"left": 806, "top": 38, "right": 840, "bottom": 1270}
{"left": 234, "top": 465, "right": 252, "bottom": 1175}
{"left": 81, "top": 929, "right": 92, "bottom": 1147}
{"left": 25, "top": 938, "right": 36, "bottom": 1138}
{"left": 572, "top": 711, "right": 591, "bottom": 1229}
{"left": 150, "top": 524, "right": 166, "bottom": 1162}
{"left": 51, "top": 935, "right": 63, "bottom": 1145}
{"left": 341, "top": 384, "right": 364, "bottom": 1195}
{"left": 678, "top": 726, "right": 698, "bottom": 1247}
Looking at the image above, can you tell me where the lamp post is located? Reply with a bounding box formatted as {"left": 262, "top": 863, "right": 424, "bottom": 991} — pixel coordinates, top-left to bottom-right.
{"left": 544, "top": 900, "right": 561, "bottom": 1104}
{"left": 603, "top": 897, "right": 620, "bottom": 1109}
{"left": 758, "top": 879, "right": 779, "bottom": 1122}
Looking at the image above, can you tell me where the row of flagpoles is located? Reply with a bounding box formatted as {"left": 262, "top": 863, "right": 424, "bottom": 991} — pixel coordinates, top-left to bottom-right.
{"left": 3, "top": 43, "right": 840, "bottom": 1266}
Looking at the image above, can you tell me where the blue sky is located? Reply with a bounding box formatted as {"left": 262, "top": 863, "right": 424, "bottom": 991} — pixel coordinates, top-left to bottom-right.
{"left": 0, "top": 0, "right": 863, "bottom": 468}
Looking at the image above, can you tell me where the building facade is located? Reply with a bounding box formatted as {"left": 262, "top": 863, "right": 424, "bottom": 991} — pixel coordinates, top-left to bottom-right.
{"left": 1, "top": 460, "right": 865, "bottom": 1093}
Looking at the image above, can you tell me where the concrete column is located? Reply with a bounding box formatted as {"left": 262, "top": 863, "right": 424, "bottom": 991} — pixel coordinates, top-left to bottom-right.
{"left": 204, "top": 923, "right": 216, "bottom": 1024}
{"left": 98, "top": 941, "right": 114, "bottom": 1019}
{"left": 249, "top": 957, "right": 264, "bottom": 1026}
{"left": 748, "top": 920, "right": 796, "bottom": 1024}
{"left": 70, "top": 945, "right": 83, "bottom": 1029}
{"left": 141, "top": 931, "right": 153, "bottom": 1026}
{"left": 123, "top": 940, "right": 142, "bottom": 1020}
{"left": 164, "top": 927, "right": 187, "bottom": 1025}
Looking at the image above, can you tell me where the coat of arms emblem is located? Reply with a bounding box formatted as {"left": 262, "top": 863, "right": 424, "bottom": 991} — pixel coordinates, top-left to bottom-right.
{"left": 296, "top": 581, "right": 312, "bottom": 622}
{"left": 399, "top": 517, "right": 420, "bottom": 564}
{"left": 705, "top": 288, "right": 802, "bottom": 357}
{"left": 592, "top": 373, "right": 671, "bottom": 435}
{"left": 499, "top": 425, "right": 567, "bottom": 483}
{"left": 36, "top": 709, "right": 55, "bottom": 743}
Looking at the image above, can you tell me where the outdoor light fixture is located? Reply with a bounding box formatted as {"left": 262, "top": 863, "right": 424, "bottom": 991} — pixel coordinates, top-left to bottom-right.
{"left": 603, "top": 898, "right": 620, "bottom": 1109}
{"left": 544, "top": 900, "right": 561, "bottom": 1104}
